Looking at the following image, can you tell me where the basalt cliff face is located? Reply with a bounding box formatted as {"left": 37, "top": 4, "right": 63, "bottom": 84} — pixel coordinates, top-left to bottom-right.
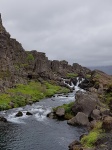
{"left": 0, "top": 14, "right": 90, "bottom": 92}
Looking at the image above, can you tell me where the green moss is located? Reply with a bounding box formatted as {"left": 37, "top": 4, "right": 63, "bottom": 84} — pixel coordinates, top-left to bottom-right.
{"left": 27, "top": 54, "right": 34, "bottom": 61}
{"left": 81, "top": 121, "right": 103, "bottom": 148}
{"left": 0, "top": 81, "right": 70, "bottom": 110}
{"left": 14, "top": 63, "right": 29, "bottom": 70}
{"left": 66, "top": 73, "right": 78, "bottom": 78}
{"left": 81, "top": 131, "right": 100, "bottom": 147}
{"left": 94, "top": 74, "right": 101, "bottom": 79}
{"left": 86, "top": 74, "right": 91, "bottom": 79}
{"left": 0, "top": 94, "right": 11, "bottom": 110}
{"left": 14, "top": 64, "right": 20, "bottom": 70}
{"left": 104, "top": 92, "right": 112, "bottom": 105}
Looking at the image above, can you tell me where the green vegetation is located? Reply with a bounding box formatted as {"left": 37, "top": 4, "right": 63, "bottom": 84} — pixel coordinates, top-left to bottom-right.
{"left": 81, "top": 121, "right": 103, "bottom": 148}
{"left": 94, "top": 74, "right": 101, "bottom": 79}
{"left": 27, "top": 53, "right": 34, "bottom": 61}
{"left": 104, "top": 84, "right": 112, "bottom": 105}
{"left": 86, "top": 74, "right": 91, "bottom": 79}
{"left": 0, "top": 81, "right": 70, "bottom": 111}
{"left": 14, "top": 63, "right": 29, "bottom": 70}
{"left": 54, "top": 102, "right": 74, "bottom": 119}
{"left": 66, "top": 73, "right": 78, "bottom": 78}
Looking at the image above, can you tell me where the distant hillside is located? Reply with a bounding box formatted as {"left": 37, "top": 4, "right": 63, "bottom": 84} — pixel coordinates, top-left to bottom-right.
{"left": 89, "top": 66, "right": 112, "bottom": 75}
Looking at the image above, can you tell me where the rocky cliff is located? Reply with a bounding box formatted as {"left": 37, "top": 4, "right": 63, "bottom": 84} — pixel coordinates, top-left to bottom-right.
{"left": 0, "top": 14, "right": 91, "bottom": 92}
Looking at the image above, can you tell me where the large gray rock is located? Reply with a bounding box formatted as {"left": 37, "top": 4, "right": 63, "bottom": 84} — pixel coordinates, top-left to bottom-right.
{"left": 67, "top": 112, "right": 89, "bottom": 126}
{"left": 72, "top": 91, "right": 100, "bottom": 117}
{"left": 56, "top": 108, "right": 65, "bottom": 117}
{"left": 91, "top": 109, "right": 101, "bottom": 120}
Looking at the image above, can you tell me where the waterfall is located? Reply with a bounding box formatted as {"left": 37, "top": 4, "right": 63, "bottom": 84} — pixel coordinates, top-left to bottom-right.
{"left": 62, "top": 77, "right": 85, "bottom": 92}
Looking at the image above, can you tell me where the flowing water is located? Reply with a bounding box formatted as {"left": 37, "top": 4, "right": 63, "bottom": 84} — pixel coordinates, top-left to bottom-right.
{"left": 0, "top": 79, "right": 86, "bottom": 150}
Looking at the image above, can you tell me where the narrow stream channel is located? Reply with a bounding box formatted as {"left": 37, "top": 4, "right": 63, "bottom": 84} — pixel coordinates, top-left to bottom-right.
{"left": 0, "top": 79, "right": 86, "bottom": 150}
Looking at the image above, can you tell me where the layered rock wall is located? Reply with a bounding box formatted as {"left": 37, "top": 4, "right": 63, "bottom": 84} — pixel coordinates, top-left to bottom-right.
{"left": 0, "top": 14, "right": 91, "bottom": 91}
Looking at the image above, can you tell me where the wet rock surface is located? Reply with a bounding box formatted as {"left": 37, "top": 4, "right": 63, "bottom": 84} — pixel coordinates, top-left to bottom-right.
{"left": 15, "top": 111, "right": 23, "bottom": 117}
{"left": 26, "top": 111, "right": 33, "bottom": 116}
{"left": 0, "top": 116, "right": 7, "bottom": 122}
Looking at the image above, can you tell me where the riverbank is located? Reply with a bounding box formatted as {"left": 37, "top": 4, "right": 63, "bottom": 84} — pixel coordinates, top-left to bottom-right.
{"left": 50, "top": 71, "right": 112, "bottom": 150}
{"left": 0, "top": 89, "right": 86, "bottom": 150}
{"left": 0, "top": 80, "right": 70, "bottom": 111}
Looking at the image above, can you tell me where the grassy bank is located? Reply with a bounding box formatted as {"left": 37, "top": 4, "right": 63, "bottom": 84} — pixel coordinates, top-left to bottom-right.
{"left": 81, "top": 121, "right": 103, "bottom": 148}
{"left": 0, "top": 80, "right": 70, "bottom": 111}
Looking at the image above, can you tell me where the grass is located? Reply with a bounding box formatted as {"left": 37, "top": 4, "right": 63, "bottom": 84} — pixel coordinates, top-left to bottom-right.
{"left": 66, "top": 73, "right": 78, "bottom": 78}
{"left": 27, "top": 53, "right": 34, "bottom": 61}
{"left": 53, "top": 102, "right": 74, "bottom": 120}
{"left": 86, "top": 74, "right": 91, "bottom": 79}
{"left": 81, "top": 121, "right": 103, "bottom": 148}
{"left": 0, "top": 81, "right": 70, "bottom": 111}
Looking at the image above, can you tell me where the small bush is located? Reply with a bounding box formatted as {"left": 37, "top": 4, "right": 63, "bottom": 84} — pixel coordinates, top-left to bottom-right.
{"left": 27, "top": 54, "right": 34, "bottom": 61}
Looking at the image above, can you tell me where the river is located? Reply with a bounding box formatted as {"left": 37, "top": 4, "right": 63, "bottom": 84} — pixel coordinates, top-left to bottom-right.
{"left": 0, "top": 80, "right": 86, "bottom": 150}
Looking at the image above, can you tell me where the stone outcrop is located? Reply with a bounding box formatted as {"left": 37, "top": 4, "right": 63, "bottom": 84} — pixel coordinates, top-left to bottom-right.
{"left": 0, "top": 13, "right": 91, "bottom": 92}
{"left": 67, "top": 112, "right": 89, "bottom": 126}
{"left": 79, "top": 70, "right": 112, "bottom": 92}
{"left": 72, "top": 91, "right": 100, "bottom": 117}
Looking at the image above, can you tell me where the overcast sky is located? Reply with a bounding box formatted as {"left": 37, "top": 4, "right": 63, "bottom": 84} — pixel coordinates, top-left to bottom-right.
{"left": 0, "top": 0, "right": 112, "bottom": 66}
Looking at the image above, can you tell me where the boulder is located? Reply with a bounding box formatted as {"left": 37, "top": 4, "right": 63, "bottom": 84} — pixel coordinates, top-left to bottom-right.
{"left": 26, "top": 111, "right": 33, "bottom": 115}
{"left": 15, "top": 111, "right": 23, "bottom": 117}
{"left": 56, "top": 108, "right": 65, "bottom": 117}
{"left": 67, "top": 112, "right": 89, "bottom": 126}
{"left": 102, "top": 116, "right": 112, "bottom": 131}
{"left": 78, "top": 79, "right": 94, "bottom": 90}
{"left": 0, "top": 116, "right": 7, "bottom": 122}
{"left": 72, "top": 91, "right": 100, "bottom": 117}
{"left": 91, "top": 109, "right": 101, "bottom": 120}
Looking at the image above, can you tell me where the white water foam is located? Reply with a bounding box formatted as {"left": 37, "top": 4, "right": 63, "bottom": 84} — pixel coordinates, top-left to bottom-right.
{"left": 7, "top": 112, "right": 26, "bottom": 124}
{"left": 34, "top": 107, "right": 51, "bottom": 121}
